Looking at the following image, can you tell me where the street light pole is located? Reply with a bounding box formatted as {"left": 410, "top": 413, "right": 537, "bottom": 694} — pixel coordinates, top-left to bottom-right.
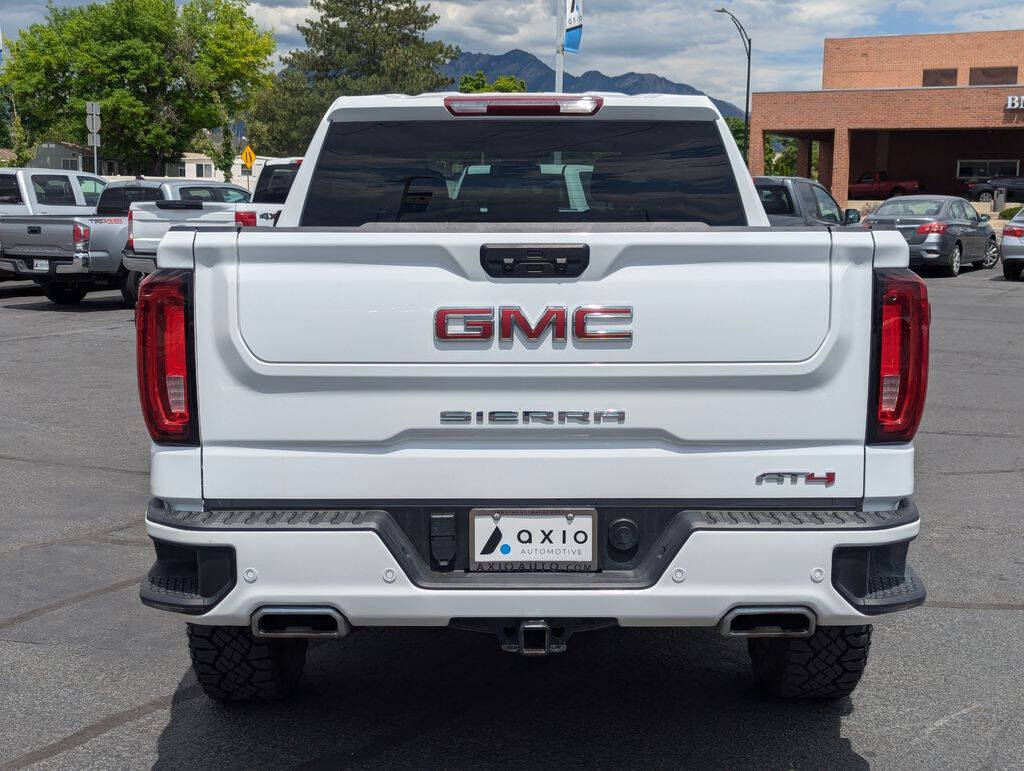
{"left": 716, "top": 8, "right": 752, "bottom": 164}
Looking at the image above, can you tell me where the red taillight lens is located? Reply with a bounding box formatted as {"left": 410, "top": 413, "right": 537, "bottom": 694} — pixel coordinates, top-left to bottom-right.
{"left": 916, "top": 222, "right": 947, "bottom": 235}
{"left": 235, "top": 210, "right": 258, "bottom": 227}
{"left": 73, "top": 222, "right": 90, "bottom": 249}
{"left": 871, "top": 269, "right": 930, "bottom": 443}
{"left": 1003, "top": 225, "right": 1024, "bottom": 238}
{"left": 127, "top": 209, "right": 134, "bottom": 251}
{"left": 443, "top": 95, "right": 603, "bottom": 116}
{"left": 136, "top": 270, "right": 196, "bottom": 444}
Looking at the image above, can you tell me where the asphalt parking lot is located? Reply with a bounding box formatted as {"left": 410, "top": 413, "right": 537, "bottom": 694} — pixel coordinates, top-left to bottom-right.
{"left": 1, "top": 265, "right": 1022, "bottom": 770}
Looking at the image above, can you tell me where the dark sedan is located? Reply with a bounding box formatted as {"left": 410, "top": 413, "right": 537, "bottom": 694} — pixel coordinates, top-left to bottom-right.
{"left": 863, "top": 195, "right": 1000, "bottom": 277}
{"left": 968, "top": 176, "right": 1024, "bottom": 204}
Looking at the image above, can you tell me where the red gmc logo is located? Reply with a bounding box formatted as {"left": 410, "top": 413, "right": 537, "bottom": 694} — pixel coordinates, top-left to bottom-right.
{"left": 435, "top": 306, "right": 633, "bottom": 342}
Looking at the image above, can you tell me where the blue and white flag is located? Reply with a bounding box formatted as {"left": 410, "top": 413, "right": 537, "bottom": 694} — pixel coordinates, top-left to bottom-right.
{"left": 564, "top": 0, "right": 583, "bottom": 53}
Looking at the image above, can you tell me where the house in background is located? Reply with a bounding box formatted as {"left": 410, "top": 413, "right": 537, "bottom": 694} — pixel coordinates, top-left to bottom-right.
{"left": 31, "top": 141, "right": 122, "bottom": 176}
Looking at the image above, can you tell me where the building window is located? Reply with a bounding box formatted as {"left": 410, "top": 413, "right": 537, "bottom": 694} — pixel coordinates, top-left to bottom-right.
{"left": 61, "top": 157, "right": 80, "bottom": 171}
{"left": 166, "top": 162, "right": 186, "bottom": 177}
{"left": 969, "top": 67, "right": 1018, "bottom": 86}
{"left": 104, "top": 161, "right": 119, "bottom": 176}
{"left": 922, "top": 68, "right": 957, "bottom": 87}
{"left": 195, "top": 163, "right": 212, "bottom": 178}
{"left": 957, "top": 159, "right": 1020, "bottom": 180}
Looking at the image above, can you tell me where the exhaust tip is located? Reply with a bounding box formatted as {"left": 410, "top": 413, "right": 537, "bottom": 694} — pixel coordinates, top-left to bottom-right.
{"left": 719, "top": 607, "right": 815, "bottom": 638}
{"left": 252, "top": 607, "right": 350, "bottom": 639}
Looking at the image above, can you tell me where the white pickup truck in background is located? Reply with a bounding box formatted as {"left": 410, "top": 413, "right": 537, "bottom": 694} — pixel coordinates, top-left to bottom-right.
{"left": 136, "top": 93, "right": 930, "bottom": 703}
{"left": 121, "top": 158, "right": 303, "bottom": 287}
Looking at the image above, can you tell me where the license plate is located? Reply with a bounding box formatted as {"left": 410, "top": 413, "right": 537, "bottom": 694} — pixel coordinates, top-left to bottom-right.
{"left": 33, "top": 259, "right": 48, "bottom": 272}
{"left": 469, "top": 508, "right": 597, "bottom": 572}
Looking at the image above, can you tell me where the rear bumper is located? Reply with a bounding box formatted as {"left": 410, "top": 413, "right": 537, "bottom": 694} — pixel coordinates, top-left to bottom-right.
{"left": 122, "top": 249, "right": 157, "bottom": 274}
{"left": 143, "top": 498, "right": 925, "bottom": 627}
{"left": 0, "top": 253, "right": 92, "bottom": 278}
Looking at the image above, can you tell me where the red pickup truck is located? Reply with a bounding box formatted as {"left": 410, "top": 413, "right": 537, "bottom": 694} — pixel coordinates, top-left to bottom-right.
{"left": 848, "top": 171, "right": 922, "bottom": 200}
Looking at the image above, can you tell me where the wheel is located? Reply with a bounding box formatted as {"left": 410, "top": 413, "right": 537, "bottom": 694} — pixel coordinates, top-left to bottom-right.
{"left": 978, "top": 191, "right": 993, "bottom": 204}
{"left": 748, "top": 625, "right": 872, "bottom": 699}
{"left": 40, "top": 282, "right": 89, "bottom": 305}
{"left": 887, "top": 187, "right": 906, "bottom": 198}
{"left": 941, "top": 242, "right": 962, "bottom": 277}
{"left": 120, "top": 270, "right": 143, "bottom": 308}
{"left": 186, "top": 624, "right": 307, "bottom": 702}
{"left": 1004, "top": 261, "right": 1024, "bottom": 281}
{"left": 979, "top": 238, "right": 1000, "bottom": 269}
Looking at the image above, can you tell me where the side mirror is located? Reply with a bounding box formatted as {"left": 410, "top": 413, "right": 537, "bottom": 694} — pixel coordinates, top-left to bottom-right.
{"left": 844, "top": 208, "right": 861, "bottom": 225}
{"left": 980, "top": 214, "right": 990, "bottom": 223}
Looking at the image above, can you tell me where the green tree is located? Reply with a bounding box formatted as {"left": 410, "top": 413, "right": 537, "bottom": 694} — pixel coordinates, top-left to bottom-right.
{"left": 1, "top": 0, "right": 274, "bottom": 174}
{"left": 725, "top": 116, "right": 747, "bottom": 158}
{"left": 250, "top": 0, "right": 460, "bottom": 155}
{"left": 459, "top": 71, "right": 526, "bottom": 93}
{"left": 0, "top": 112, "right": 36, "bottom": 167}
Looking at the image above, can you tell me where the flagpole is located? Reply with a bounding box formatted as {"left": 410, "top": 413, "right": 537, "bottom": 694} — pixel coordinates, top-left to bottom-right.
{"left": 554, "top": 0, "right": 564, "bottom": 92}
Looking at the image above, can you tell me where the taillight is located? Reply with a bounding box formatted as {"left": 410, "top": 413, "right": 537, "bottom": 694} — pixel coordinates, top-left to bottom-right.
{"left": 1003, "top": 225, "right": 1024, "bottom": 238}
{"left": 127, "top": 209, "right": 134, "bottom": 251}
{"left": 916, "top": 222, "right": 947, "bottom": 235}
{"left": 443, "top": 95, "right": 603, "bottom": 116}
{"left": 870, "top": 269, "right": 930, "bottom": 443}
{"left": 235, "top": 210, "right": 258, "bottom": 227}
{"left": 73, "top": 222, "right": 90, "bottom": 251}
{"left": 136, "top": 270, "right": 196, "bottom": 444}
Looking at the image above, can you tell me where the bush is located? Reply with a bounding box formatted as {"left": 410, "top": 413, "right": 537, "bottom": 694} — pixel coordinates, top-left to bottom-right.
{"left": 998, "top": 206, "right": 1022, "bottom": 220}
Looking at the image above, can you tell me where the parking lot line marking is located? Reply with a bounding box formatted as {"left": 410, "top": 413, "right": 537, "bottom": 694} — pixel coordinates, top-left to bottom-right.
{"left": 0, "top": 576, "right": 144, "bottom": 631}
{"left": 0, "top": 685, "right": 204, "bottom": 771}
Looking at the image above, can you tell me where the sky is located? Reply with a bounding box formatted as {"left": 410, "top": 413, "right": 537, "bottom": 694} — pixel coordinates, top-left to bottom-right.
{"left": 3, "top": 0, "right": 1024, "bottom": 106}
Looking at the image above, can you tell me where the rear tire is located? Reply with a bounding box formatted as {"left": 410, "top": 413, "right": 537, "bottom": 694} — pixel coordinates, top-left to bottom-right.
{"left": 120, "top": 270, "right": 142, "bottom": 308}
{"left": 978, "top": 191, "right": 994, "bottom": 204}
{"left": 40, "top": 282, "right": 89, "bottom": 305}
{"left": 941, "top": 243, "right": 962, "bottom": 277}
{"left": 187, "top": 624, "right": 307, "bottom": 702}
{"left": 748, "top": 625, "right": 872, "bottom": 699}
{"left": 1004, "top": 261, "right": 1024, "bottom": 281}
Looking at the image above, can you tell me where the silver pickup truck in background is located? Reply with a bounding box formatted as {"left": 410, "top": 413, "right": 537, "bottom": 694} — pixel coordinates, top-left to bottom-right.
{"left": 0, "top": 168, "right": 107, "bottom": 283}
{"left": 0, "top": 178, "right": 249, "bottom": 305}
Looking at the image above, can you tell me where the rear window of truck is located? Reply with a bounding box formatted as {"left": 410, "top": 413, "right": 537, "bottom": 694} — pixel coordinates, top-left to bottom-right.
{"left": 301, "top": 120, "right": 746, "bottom": 226}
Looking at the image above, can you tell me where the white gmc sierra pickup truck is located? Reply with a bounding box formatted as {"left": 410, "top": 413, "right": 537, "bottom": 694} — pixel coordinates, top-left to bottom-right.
{"left": 137, "top": 93, "right": 930, "bottom": 702}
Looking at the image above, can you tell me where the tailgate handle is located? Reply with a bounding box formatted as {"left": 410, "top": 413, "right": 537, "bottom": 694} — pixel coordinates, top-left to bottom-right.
{"left": 480, "top": 244, "right": 589, "bottom": 278}
{"left": 27, "top": 226, "right": 41, "bottom": 234}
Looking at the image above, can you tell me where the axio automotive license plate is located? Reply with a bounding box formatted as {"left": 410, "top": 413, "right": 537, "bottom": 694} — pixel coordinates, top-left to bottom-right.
{"left": 33, "top": 259, "right": 48, "bottom": 272}
{"left": 469, "top": 508, "right": 597, "bottom": 572}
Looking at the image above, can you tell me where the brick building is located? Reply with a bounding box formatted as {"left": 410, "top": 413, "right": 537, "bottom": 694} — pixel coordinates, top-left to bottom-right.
{"left": 749, "top": 30, "right": 1024, "bottom": 204}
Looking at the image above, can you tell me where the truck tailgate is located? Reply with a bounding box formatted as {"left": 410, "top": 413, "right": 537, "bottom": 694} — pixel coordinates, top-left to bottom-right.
{"left": 192, "top": 227, "right": 875, "bottom": 501}
{"left": 130, "top": 201, "right": 236, "bottom": 255}
{"left": 0, "top": 216, "right": 78, "bottom": 258}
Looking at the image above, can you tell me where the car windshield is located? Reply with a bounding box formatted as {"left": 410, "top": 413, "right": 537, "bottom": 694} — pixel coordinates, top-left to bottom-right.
{"left": 302, "top": 120, "right": 746, "bottom": 226}
{"left": 874, "top": 199, "right": 945, "bottom": 217}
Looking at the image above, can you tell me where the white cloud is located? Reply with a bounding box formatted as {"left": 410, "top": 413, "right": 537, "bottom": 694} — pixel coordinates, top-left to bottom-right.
{"left": 3, "top": 0, "right": 1022, "bottom": 105}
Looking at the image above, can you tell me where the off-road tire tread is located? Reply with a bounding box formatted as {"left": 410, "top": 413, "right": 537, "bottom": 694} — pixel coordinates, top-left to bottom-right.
{"left": 748, "top": 625, "right": 872, "bottom": 699}
{"left": 186, "top": 623, "right": 307, "bottom": 701}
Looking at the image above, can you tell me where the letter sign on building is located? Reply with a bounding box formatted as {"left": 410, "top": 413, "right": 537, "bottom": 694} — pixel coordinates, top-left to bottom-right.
{"left": 1007, "top": 95, "right": 1023, "bottom": 110}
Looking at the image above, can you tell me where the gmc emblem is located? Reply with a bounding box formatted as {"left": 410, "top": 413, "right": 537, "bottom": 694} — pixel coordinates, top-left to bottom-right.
{"left": 435, "top": 306, "right": 633, "bottom": 342}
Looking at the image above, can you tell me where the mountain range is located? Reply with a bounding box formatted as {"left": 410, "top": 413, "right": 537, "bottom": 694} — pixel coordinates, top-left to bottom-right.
{"left": 440, "top": 49, "right": 743, "bottom": 119}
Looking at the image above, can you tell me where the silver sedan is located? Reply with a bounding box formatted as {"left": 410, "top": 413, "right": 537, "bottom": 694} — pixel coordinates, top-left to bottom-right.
{"left": 1002, "top": 208, "right": 1024, "bottom": 281}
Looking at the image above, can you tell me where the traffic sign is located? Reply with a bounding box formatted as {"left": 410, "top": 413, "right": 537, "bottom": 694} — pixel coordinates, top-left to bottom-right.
{"left": 86, "top": 114, "right": 101, "bottom": 133}
{"left": 85, "top": 101, "right": 100, "bottom": 115}
{"left": 87, "top": 133, "right": 101, "bottom": 148}
{"left": 241, "top": 145, "right": 256, "bottom": 170}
